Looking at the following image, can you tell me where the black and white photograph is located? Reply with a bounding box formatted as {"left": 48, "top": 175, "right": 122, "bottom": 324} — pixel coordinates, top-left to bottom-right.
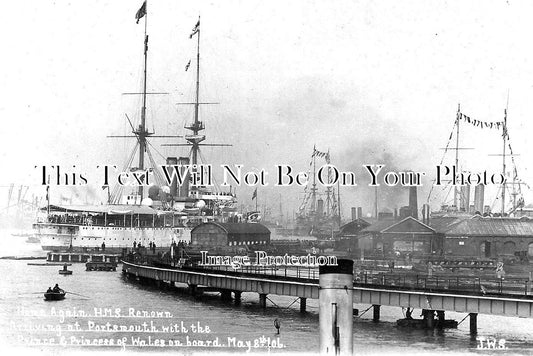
{"left": 1, "top": 0, "right": 533, "bottom": 355}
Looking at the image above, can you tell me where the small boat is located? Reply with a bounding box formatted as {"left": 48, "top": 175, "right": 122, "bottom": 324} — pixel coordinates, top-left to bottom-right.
{"left": 44, "top": 290, "right": 66, "bottom": 301}
{"left": 59, "top": 264, "right": 72, "bottom": 275}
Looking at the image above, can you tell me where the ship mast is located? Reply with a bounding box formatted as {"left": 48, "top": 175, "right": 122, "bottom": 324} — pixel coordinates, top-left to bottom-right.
{"left": 311, "top": 145, "right": 317, "bottom": 217}
{"left": 136, "top": 1, "right": 150, "bottom": 200}
{"left": 188, "top": 17, "right": 204, "bottom": 167}
{"left": 501, "top": 108, "right": 507, "bottom": 215}
{"left": 162, "top": 17, "right": 231, "bottom": 196}
{"left": 453, "top": 104, "right": 460, "bottom": 209}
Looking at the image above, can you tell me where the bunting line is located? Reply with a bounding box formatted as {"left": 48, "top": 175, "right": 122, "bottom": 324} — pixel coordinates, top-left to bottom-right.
{"left": 457, "top": 112, "right": 504, "bottom": 130}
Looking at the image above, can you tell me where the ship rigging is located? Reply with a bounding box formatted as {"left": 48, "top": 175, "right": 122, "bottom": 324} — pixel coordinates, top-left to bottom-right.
{"left": 428, "top": 103, "right": 529, "bottom": 217}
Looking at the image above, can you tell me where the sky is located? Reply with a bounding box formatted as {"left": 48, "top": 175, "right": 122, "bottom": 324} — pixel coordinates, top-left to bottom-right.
{"left": 1, "top": 0, "right": 532, "bottom": 220}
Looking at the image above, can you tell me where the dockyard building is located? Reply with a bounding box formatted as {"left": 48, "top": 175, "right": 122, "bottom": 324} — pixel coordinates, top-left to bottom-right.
{"left": 336, "top": 218, "right": 371, "bottom": 251}
{"left": 441, "top": 216, "right": 533, "bottom": 260}
{"left": 191, "top": 222, "right": 271, "bottom": 248}
{"left": 359, "top": 216, "right": 442, "bottom": 257}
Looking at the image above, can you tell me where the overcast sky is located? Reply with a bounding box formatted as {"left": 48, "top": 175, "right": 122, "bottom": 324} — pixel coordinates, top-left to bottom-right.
{"left": 1, "top": 0, "right": 532, "bottom": 219}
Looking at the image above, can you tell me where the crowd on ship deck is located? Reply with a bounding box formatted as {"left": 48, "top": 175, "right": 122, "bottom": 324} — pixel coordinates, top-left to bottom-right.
{"left": 46, "top": 213, "right": 191, "bottom": 228}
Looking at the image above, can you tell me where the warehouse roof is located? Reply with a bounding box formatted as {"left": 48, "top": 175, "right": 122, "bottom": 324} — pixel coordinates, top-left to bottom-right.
{"left": 361, "top": 216, "right": 435, "bottom": 234}
{"left": 444, "top": 216, "right": 533, "bottom": 237}
{"left": 360, "top": 219, "right": 396, "bottom": 233}
{"left": 428, "top": 216, "right": 465, "bottom": 233}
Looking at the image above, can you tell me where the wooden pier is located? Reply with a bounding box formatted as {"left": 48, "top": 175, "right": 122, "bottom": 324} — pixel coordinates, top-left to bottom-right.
{"left": 47, "top": 252, "right": 121, "bottom": 264}
{"left": 86, "top": 261, "right": 117, "bottom": 271}
{"left": 122, "top": 260, "right": 533, "bottom": 333}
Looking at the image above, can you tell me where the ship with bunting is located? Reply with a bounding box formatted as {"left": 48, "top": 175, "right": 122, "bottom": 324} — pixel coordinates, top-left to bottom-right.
{"left": 294, "top": 146, "right": 342, "bottom": 239}
{"left": 33, "top": 2, "right": 238, "bottom": 252}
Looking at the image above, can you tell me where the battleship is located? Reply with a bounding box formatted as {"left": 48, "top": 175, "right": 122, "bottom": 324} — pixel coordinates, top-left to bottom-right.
{"left": 33, "top": 4, "right": 237, "bottom": 252}
{"left": 428, "top": 104, "right": 528, "bottom": 218}
{"left": 294, "top": 146, "right": 341, "bottom": 238}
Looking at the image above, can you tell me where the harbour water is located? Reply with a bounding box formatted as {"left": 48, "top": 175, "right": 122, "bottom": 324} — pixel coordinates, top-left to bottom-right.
{"left": 1, "top": 230, "right": 533, "bottom": 355}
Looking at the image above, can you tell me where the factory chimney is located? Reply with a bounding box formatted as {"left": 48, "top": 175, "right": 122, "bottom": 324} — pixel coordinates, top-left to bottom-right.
{"left": 422, "top": 204, "right": 431, "bottom": 225}
{"left": 409, "top": 186, "right": 418, "bottom": 219}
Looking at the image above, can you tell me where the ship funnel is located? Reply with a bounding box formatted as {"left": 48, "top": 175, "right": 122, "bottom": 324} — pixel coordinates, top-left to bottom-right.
{"left": 474, "top": 184, "right": 485, "bottom": 214}
{"left": 166, "top": 157, "right": 178, "bottom": 198}
{"left": 177, "top": 157, "right": 190, "bottom": 198}
{"left": 317, "top": 199, "right": 324, "bottom": 217}
{"left": 460, "top": 185, "right": 471, "bottom": 212}
{"left": 351, "top": 207, "right": 356, "bottom": 221}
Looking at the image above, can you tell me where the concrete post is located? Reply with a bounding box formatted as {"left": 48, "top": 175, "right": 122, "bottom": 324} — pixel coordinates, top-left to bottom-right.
{"left": 469, "top": 313, "right": 477, "bottom": 335}
{"left": 319, "top": 259, "right": 353, "bottom": 356}
{"left": 259, "top": 294, "right": 267, "bottom": 309}
{"left": 300, "top": 297, "right": 307, "bottom": 313}
{"left": 372, "top": 305, "right": 380, "bottom": 322}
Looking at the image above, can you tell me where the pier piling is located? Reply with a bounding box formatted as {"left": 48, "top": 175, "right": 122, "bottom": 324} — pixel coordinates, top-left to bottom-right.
{"left": 372, "top": 305, "right": 380, "bottom": 322}
{"left": 469, "top": 313, "right": 478, "bottom": 335}
{"left": 234, "top": 291, "right": 242, "bottom": 305}
{"left": 437, "top": 310, "right": 445, "bottom": 327}
{"left": 259, "top": 293, "right": 267, "bottom": 309}
{"left": 220, "top": 290, "right": 232, "bottom": 301}
{"left": 426, "top": 310, "right": 435, "bottom": 329}
{"left": 300, "top": 297, "right": 307, "bottom": 313}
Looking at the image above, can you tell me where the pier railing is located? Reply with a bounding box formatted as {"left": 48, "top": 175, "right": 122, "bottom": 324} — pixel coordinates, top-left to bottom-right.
{"left": 122, "top": 254, "right": 532, "bottom": 298}
{"left": 356, "top": 271, "right": 533, "bottom": 298}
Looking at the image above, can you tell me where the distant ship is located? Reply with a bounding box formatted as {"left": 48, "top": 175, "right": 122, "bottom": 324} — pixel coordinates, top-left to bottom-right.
{"left": 429, "top": 105, "right": 528, "bottom": 218}
{"left": 34, "top": 4, "right": 237, "bottom": 252}
{"left": 294, "top": 146, "right": 341, "bottom": 238}
{"left": 1, "top": 184, "right": 41, "bottom": 230}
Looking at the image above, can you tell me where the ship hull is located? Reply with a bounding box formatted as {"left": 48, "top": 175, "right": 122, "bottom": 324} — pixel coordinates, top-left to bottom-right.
{"left": 34, "top": 223, "right": 191, "bottom": 252}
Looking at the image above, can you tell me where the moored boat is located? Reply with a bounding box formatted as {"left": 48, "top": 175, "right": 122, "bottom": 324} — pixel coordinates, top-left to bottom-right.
{"left": 59, "top": 264, "right": 73, "bottom": 275}
{"left": 396, "top": 318, "right": 458, "bottom": 329}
